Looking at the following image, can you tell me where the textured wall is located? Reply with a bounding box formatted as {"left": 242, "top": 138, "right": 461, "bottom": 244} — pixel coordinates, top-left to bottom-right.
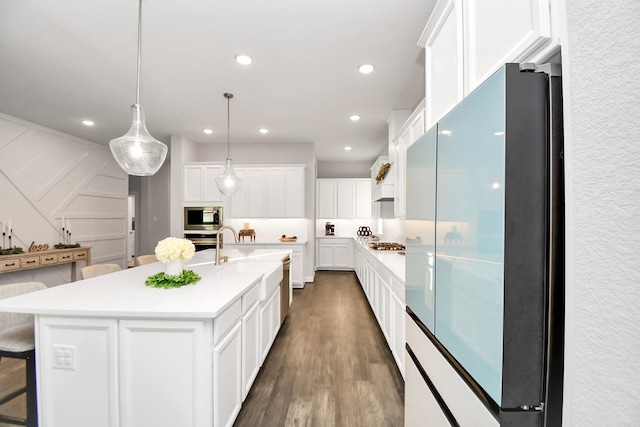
{"left": 0, "top": 113, "right": 128, "bottom": 285}
{"left": 564, "top": 0, "right": 640, "bottom": 424}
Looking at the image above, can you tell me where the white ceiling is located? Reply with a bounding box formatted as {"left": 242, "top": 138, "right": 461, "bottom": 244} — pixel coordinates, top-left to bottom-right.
{"left": 0, "top": 0, "right": 435, "bottom": 163}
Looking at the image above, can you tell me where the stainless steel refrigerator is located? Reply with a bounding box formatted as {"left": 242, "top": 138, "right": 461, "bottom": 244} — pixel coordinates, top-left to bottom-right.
{"left": 405, "top": 63, "right": 564, "bottom": 427}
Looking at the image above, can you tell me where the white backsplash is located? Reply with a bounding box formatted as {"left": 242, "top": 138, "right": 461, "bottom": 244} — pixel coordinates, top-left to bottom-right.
{"left": 224, "top": 218, "right": 308, "bottom": 243}
{"left": 315, "top": 218, "right": 405, "bottom": 243}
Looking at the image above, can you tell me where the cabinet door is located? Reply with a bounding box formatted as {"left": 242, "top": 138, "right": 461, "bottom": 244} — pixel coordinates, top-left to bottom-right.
{"left": 317, "top": 179, "right": 337, "bottom": 218}
{"left": 285, "top": 167, "right": 305, "bottom": 217}
{"left": 242, "top": 303, "right": 261, "bottom": 401}
{"left": 463, "top": 0, "right": 550, "bottom": 93}
{"left": 336, "top": 180, "right": 355, "bottom": 218}
{"left": 260, "top": 288, "right": 280, "bottom": 361}
{"left": 391, "top": 292, "right": 406, "bottom": 377}
{"left": 291, "top": 250, "right": 304, "bottom": 287}
{"left": 333, "top": 243, "right": 353, "bottom": 269}
{"left": 247, "top": 168, "right": 266, "bottom": 218}
{"left": 229, "top": 168, "right": 249, "bottom": 218}
{"left": 355, "top": 179, "right": 371, "bottom": 219}
{"left": 203, "top": 165, "right": 224, "bottom": 202}
{"left": 422, "top": 0, "right": 464, "bottom": 127}
{"left": 213, "top": 322, "right": 242, "bottom": 427}
{"left": 267, "top": 168, "right": 286, "bottom": 217}
{"left": 184, "top": 165, "right": 204, "bottom": 202}
{"left": 317, "top": 243, "right": 334, "bottom": 268}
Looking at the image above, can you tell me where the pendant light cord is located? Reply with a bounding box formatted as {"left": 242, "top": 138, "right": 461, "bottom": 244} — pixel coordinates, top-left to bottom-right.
{"left": 225, "top": 93, "right": 234, "bottom": 159}
{"left": 135, "top": 0, "right": 143, "bottom": 105}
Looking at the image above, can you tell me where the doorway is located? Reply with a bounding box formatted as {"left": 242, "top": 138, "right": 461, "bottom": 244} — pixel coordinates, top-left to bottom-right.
{"left": 127, "top": 195, "right": 136, "bottom": 267}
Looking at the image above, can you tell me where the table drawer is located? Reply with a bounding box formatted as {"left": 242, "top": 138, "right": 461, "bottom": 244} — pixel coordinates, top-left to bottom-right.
{"left": 40, "top": 254, "right": 58, "bottom": 265}
{"left": 74, "top": 250, "right": 89, "bottom": 260}
{"left": 58, "top": 252, "right": 74, "bottom": 263}
{"left": 0, "top": 258, "right": 20, "bottom": 272}
{"left": 20, "top": 256, "right": 40, "bottom": 268}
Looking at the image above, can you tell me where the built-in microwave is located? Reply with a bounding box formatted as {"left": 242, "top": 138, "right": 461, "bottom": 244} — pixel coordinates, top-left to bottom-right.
{"left": 183, "top": 206, "right": 223, "bottom": 231}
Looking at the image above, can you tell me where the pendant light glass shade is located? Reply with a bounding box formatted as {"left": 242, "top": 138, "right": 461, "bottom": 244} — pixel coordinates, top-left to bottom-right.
{"left": 110, "top": 104, "right": 167, "bottom": 176}
{"left": 215, "top": 93, "right": 242, "bottom": 196}
{"left": 109, "top": 0, "right": 167, "bottom": 176}
{"left": 216, "top": 158, "right": 242, "bottom": 196}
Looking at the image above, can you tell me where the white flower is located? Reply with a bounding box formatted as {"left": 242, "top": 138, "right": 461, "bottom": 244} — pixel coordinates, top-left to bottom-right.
{"left": 155, "top": 237, "right": 196, "bottom": 263}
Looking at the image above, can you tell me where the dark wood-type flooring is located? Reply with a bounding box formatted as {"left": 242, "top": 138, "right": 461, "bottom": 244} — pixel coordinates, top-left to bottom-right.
{"left": 234, "top": 271, "right": 404, "bottom": 427}
{"left": 0, "top": 271, "right": 404, "bottom": 426}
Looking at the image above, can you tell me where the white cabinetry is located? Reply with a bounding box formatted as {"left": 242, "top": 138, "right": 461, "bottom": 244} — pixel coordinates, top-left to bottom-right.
{"left": 266, "top": 167, "right": 305, "bottom": 217}
{"left": 352, "top": 241, "right": 405, "bottom": 377}
{"left": 316, "top": 179, "right": 371, "bottom": 219}
{"left": 213, "top": 321, "right": 242, "bottom": 427}
{"left": 259, "top": 287, "right": 281, "bottom": 362}
{"left": 393, "top": 103, "right": 426, "bottom": 219}
{"left": 184, "top": 163, "right": 224, "bottom": 203}
{"left": 228, "top": 166, "right": 305, "bottom": 219}
{"left": 462, "top": 0, "right": 551, "bottom": 93}
{"left": 419, "top": 0, "right": 553, "bottom": 128}
{"left": 316, "top": 238, "right": 354, "bottom": 270}
{"left": 241, "top": 283, "right": 261, "bottom": 401}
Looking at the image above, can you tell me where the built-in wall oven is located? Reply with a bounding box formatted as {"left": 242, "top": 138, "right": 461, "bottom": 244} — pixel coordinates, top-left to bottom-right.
{"left": 184, "top": 233, "right": 220, "bottom": 252}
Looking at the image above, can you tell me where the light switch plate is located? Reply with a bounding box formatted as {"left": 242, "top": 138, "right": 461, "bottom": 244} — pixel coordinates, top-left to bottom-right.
{"left": 53, "top": 345, "right": 76, "bottom": 370}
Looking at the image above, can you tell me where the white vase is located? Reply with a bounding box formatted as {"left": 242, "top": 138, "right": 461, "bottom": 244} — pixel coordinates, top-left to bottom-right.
{"left": 165, "top": 260, "right": 183, "bottom": 276}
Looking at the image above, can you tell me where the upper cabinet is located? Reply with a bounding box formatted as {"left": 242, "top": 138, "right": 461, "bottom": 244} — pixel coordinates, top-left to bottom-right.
{"left": 419, "top": 0, "right": 553, "bottom": 128}
{"left": 316, "top": 179, "right": 371, "bottom": 219}
{"left": 184, "top": 163, "right": 224, "bottom": 203}
{"left": 230, "top": 166, "right": 305, "bottom": 219}
{"left": 392, "top": 102, "right": 426, "bottom": 219}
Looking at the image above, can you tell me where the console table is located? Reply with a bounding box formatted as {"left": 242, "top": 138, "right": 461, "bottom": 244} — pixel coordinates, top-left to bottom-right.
{"left": 0, "top": 247, "right": 92, "bottom": 281}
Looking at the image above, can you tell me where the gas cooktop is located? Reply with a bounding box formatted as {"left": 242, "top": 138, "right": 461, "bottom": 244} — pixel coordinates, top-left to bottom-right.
{"left": 368, "top": 242, "right": 406, "bottom": 251}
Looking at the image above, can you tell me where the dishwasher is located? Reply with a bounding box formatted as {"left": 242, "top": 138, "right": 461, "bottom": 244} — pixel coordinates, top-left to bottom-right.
{"left": 280, "top": 255, "right": 291, "bottom": 323}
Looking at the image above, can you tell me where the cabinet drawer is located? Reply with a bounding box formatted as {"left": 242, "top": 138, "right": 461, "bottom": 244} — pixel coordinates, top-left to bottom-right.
{"left": 40, "top": 254, "right": 58, "bottom": 265}
{"left": 0, "top": 258, "right": 20, "bottom": 272}
{"left": 242, "top": 282, "right": 261, "bottom": 314}
{"left": 58, "top": 252, "right": 74, "bottom": 263}
{"left": 20, "top": 256, "right": 40, "bottom": 268}
{"left": 74, "top": 250, "right": 88, "bottom": 260}
{"left": 214, "top": 299, "right": 242, "bottom": 345}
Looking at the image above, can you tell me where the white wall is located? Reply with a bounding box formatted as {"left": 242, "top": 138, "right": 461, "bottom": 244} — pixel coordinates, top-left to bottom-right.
{"left": 562, "top": 1, "right": 640, "bottom": 425}
{"left": 0, "top": 113, "right": 128, "bottom": 285}
{"left": 317, "top": 161, "right": 372, "bottom": 178}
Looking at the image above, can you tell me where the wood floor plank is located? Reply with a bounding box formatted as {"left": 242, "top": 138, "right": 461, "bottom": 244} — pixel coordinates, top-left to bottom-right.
{"left": 234, "top": 271, "right": 404, "bottom": 427}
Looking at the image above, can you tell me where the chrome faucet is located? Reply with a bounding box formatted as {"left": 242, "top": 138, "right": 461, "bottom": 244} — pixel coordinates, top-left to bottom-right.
{"left": 215, "top": 225, "right": 239, "bottom": 265}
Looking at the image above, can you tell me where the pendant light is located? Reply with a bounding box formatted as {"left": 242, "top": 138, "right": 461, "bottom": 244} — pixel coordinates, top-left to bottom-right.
{"left": 215, "top": 93, "right": 242, "bottom": 196}
{"left": 109, "top": 0, "right": 167, "bottom": 176}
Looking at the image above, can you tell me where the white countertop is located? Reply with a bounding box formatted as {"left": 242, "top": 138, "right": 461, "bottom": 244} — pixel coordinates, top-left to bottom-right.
{"left": 352, "top": 238, "right": 405, "bottom": 283}
{"left": 0, "top": 249, "right": 289, "bottom": 319}
{"left": 225, "top": 239, "right": 306, "bottom": 245}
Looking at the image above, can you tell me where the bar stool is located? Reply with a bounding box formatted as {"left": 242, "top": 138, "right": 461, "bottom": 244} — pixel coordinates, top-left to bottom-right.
{"left": 80, "top": 263, "right": 121, "bottom": 279}
{"left": 0, "top": 281, "right": 47, "bottom": 427}
{"left": 136, "top": 254, "right": 157, "bottom": 266}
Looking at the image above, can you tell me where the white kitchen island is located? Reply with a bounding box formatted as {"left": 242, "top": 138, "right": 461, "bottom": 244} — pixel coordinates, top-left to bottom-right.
{"left": 0, "top": 248, "right": 291, "bottom": 427}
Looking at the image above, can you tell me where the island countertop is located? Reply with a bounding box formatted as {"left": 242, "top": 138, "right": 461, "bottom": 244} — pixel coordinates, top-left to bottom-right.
{"left": 0, "top": 248, "right": 291, "bottom": 319}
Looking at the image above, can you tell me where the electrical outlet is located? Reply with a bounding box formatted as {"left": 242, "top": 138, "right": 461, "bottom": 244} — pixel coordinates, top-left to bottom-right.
{"left": 53, "top": 345, "right": 76, "bottom": 370}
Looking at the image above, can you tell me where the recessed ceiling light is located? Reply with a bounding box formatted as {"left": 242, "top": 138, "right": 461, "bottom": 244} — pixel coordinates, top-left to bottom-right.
{"left": 358, "top": 64, "right": 375, "bottom": 74}
{"left": 203, "top": 129, "right": 213, "bottom": 134}
{"left": 259, "top": 128, "right": 269, "bottom": 134}
{"left": 440, "top": 129, "right": 452, "bottom": 136}
{"left": 350, "top": 115, "right": 361, "bottom": 121}
{"left": 344, "top": 146, "right": 352, "bottom": 151}
{"left": 494, "top": 131, "right": 505, "bottom": 136}
{"left": 82, "top": 120, "right": 94, "bottom": 126}
{"left": 235, "top": 54, "right": 252, "bottom": 65}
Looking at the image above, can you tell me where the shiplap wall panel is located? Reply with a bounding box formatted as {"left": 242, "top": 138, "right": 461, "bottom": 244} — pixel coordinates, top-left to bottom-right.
{"left": 0, "top": 112, "right": 128, "bottom": 286}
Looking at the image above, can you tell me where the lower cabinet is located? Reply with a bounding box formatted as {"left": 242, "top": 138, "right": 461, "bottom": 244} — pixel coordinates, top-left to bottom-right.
{"left": 352, "top": 240, "right": 405, "bottom": 378}
{"left": 316, "top": 238, "right": 354, "bottom": 270}
{"left": 213, "top": 321, "right": 242, "bottom": 427}
{"left": 260, "top": 287, "right": 281, "bottom": 362}
{"left": 242, "top": 302, "right": 261, "bottom": 401}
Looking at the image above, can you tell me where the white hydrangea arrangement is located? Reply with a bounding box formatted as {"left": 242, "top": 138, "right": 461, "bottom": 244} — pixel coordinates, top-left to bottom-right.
{"left": 154, "top": 237, "right": 196, "bottom": 263}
